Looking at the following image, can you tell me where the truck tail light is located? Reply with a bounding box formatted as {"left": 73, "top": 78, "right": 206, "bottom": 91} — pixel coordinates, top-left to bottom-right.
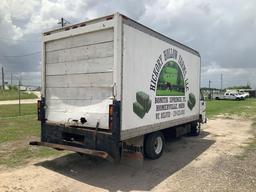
{"left": 37, "top": 100, "right": 41, "bottom": 121}
{"left": 109, "top": 104, "right": 113, "bottom": 130}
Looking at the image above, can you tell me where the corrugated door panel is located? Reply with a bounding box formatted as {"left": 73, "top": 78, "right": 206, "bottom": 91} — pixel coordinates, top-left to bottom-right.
{"left": 46, "top": 57, "right": 113, "bottom": 76}
{"left": 46, "top": 42, "right": 113, "bottom": 64}
{"left": 46, "top": 29, "right": 113, "bottom": 52}
{"left": 46, "top": 87, "right": 112, "bottom": 100}
{"left": 46, "top": 99, "right": 106, "bottom": 112}
{"left": 46, "top": 72, "right": 113, "bottom": 88}
{"left": 45, "top": 29, "right": 114, "bottom": 129}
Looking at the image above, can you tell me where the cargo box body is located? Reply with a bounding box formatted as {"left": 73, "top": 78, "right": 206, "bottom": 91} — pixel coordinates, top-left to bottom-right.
{"left": 120, "top": 19, "right": 200, "bottom": 140}
{"left": 39, "top": 13, "right": 201, "bottom": 159}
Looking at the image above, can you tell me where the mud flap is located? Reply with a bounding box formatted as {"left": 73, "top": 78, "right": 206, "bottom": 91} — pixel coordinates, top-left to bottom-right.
{"left": 121, "top": 136, "right": 144, "bottom": 166}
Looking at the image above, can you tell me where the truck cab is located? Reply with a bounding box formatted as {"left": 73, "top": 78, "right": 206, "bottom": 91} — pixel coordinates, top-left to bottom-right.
{"left": 200, "top": 90, "right": 207, "bottom": 123}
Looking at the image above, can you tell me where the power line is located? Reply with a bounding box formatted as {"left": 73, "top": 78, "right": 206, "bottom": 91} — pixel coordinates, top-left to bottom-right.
{"left": 0, "top": 51, "right": 40, "bottom": 58}
{"left": 58, "top": 18, "right": 70, "bottom": 27}
{"left": 0, "top": 62, "right": 39, "bottom": 66}
{"left": 0, "top": 37, "right": 40, "bottom": 43}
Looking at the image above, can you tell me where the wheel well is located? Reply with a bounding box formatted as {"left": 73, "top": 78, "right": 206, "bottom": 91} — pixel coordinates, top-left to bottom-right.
{"left": 199, "top": 114, "right": 203, "bottom": 122}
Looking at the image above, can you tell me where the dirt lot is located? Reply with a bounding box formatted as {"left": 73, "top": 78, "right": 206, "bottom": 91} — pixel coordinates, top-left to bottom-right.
{"left": 0, "top": 117, "right": 255, "bottom": 192}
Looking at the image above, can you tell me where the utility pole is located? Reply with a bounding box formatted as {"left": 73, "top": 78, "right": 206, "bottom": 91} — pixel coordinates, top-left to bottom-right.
{"left": 1, "top": 67, "right": 4, "bottom": 90}
{"left": 208, "top": 80, "right": 212, "bottom": 100}
{"left": 58, "top": 18, "right": 70, "bottom": 28}
{"left": 11, "top": 73, "right": 13, "bottom": 85}
{"left": 60, "top": 18, "right": 64, "bottom": 27}
{"left": 221, "top": 73, "right": 223, "bottom": 91}
{"left": 19, "top": 80, "right": 21, "bottom": 116}
{"left": 208, "top": 80, "right": 211, "bottom": 89}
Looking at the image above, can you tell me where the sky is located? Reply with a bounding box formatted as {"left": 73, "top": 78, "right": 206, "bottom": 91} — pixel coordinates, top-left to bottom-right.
{"left": 0, "top": 0, "right": 255, "bottom": 88}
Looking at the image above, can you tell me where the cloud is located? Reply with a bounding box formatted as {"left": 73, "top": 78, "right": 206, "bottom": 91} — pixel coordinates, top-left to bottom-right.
{"left": 0, "top": 0, "right": 255, "bottom": 88}
{"left": 0, "top": 0, "right": 148, "bottom": 86}
{"left": 23, "top": 0, "right": 147, "bottom": 34}
{"left": 201, "top": 64, "right": 256, "bottom": 88}
{"left": 0, "top": 1, "right": 23, "bottom": 40}
{"left": 9, "top": 0, "right": 40, "bottom": 21}
{"left": 139, "top": 0, "right": 256, "bottom": 88}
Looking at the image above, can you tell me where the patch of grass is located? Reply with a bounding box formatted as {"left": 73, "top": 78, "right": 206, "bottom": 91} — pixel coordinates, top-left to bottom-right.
{"left": 207, "top": 98, "right": 256, "bottom": 161}
{"left": 206, "top": 98, "right": 256, "bottom": 118}
{"left": 0, "top": 90, "right": 37, "bottom": 101}
{"left": 235, "top": 137, "right": 256, "bottom": 160}
{"left": 0, "top": 104, "right": 39, "bottom": 143}
{"left": 245, "top": 138, "right": 256, "bottom": 150}
{"left": 248, "top": 121, "right": 256, "bottom": 150}
{"left": 0, "top": 146, "right": 65, "bottom": 167}
{"left": 0, "top": 115, "right": 40, "bottom": 143}
{"left": 0, "top": 103, "right": 37, "bottom": 118}
{"left": 156, "top": 89, "right": 184, "bottom": 96}
{"left": 0, "top": 104, "right": 62, "bottom": 168}
{"left": 235, "top": 120, "right": 256, "bottom": 160}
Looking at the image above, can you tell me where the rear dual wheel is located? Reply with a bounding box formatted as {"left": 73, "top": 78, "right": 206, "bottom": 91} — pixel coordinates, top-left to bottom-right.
{"left": 144, "top": 131, "right": 165, "bottom": 159}
{"left": 190, "top": 121, "right": 201, "bottom": 136}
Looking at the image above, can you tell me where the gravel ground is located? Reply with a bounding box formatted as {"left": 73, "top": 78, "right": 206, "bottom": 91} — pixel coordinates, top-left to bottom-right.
{"left": 0, "top": 118, "right": 255, "bottom": 192}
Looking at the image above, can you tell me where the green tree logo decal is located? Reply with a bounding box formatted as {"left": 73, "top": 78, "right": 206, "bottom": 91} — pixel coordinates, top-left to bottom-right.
{"left": 156, "top": 61, "right": 185, "bottom": 96}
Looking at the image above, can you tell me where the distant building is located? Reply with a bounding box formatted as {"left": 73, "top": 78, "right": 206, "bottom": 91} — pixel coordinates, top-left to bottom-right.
{"left": 18, "top": 85, "right": 39, "bottom": 91}
{"left": 248, "top": 90, "right": 256, "bottom": 97}
{"left": 35, "top": 86, "right": 41, "bottom": 91}
{"left": 0, "top": 85, "right": 10, "bottom": 90}
{"left": 19, "top": 86, "right": 27, "bottom": 91}
{"left": 26, "top": 86, "right": 38, "bottom": 91}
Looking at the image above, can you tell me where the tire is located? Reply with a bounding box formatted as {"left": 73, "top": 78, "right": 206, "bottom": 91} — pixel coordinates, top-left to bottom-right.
{"left": 190, "top": 121, "right": 201, "bottom": 136}
{"left": 144, "top": 131, "right": 165, "bottom": 159}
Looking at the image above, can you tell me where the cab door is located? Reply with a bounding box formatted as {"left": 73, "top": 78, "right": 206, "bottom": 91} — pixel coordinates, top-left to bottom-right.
{"left": 224, "top": 93, "right": 230, "bottom": 99}
{"left": 200, "top": 90, "right": 207, "bottom": 123}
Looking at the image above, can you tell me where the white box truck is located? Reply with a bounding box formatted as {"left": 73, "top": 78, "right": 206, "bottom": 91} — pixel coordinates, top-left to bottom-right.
{"left": 30, "top": 13, "right": 206, "bottom": 160}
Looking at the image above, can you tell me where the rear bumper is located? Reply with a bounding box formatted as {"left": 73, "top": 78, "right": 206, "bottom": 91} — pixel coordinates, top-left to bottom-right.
{"left": 35, "top": 99, "right": 121, "bottom": 160}
{"left": 30, "top": 141, "right": 111, "bottom": 159}
{"left": 36, "top": 122, "right": 121, "bottom": 160}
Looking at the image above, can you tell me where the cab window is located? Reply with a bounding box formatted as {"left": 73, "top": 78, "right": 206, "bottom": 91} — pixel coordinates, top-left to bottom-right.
{"left": 200, "top": 91, "right": 204, "bottom": 101}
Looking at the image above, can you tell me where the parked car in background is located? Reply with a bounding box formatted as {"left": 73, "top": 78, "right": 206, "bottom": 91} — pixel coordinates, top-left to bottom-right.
{"left": 238, "top": 91, "right": 250, "bottom": 98}
{"left": 214, "top": 92, "right": 244, "bottom": 100}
